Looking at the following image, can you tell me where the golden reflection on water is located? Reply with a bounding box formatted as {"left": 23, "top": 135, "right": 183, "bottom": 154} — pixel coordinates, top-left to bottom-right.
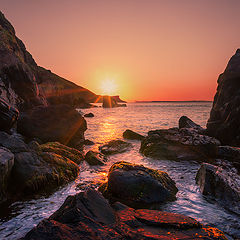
{"left": 93, "top": 115, "right": 120, "bottom": 145}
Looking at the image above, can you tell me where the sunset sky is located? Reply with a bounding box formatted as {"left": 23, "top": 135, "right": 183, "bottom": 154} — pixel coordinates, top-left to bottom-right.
{"left": 1, "top": 0, "right": 240, "bottom": 101}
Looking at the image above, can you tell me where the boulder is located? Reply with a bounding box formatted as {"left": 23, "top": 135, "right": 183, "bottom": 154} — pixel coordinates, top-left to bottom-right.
{"left": 10, "top": 149, "right": 79, "bottom": 197}
{"left": 0, "top": 98, "right": 18, "bottom": 131}
{"left": 17, "top": 104, "right": 87, "bottom": 147}
{"left": 99, "top": 161, "right": 178, "bottom": 208}
{"left": 196, "top": 163, "right": 240, "bottom": 215}
{"left": 123, "top": 129, "right": 145, "bottom": 140}
{"left": 85, "top": 150, "right": 106, "bottom": 165}
{"left": 84, "top": 112, "right": 94, "bottom": 117}
{"left": 22, "top": 189, "right": 227, "bottom": 240}
{"left": 39, "top": 142, "right": 84, "bottom": 164}
{"left": 217, "top": 146, "right": 240, "bottom": 173}
{"left": 0, "top": 131, "right": 28, "bottom": 153}
{"left": 179, "top": 116, "right": 204, "bottom": 133}
{"left": 99, "top": 140, "right": 132, "bottom": 155}
{"left": 0, "top": 147, "right": 14, "bottom": 202}
{"left": 140, "top": 127, "right": 220, "bottom": 162}
{"left": 207, "top": 49, "right": 240, "bottom": 146}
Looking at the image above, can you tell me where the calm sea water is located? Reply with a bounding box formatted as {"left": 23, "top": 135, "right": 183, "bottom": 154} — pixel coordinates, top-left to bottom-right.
{"left": 0, "top": 102, "right": 239, "bottom": 239}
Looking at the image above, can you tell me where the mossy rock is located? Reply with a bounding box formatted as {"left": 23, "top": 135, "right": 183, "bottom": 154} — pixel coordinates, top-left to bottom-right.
{"left": 99, "top": 140, "right": 132, "bottom": 155}
{"left": 99, "top": 161, "right": 178, "bottom": 208}
{"left": 39, "top": 142, "right": 84, "bottom": 164}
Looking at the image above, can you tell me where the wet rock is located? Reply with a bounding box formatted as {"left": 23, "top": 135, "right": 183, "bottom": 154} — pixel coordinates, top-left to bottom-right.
{"left": 0, "top": 147, "right": 14, "bottom": 202}
{"left": 17, "top": 104, "right": 87, "bottom": 147}
{"left": 84, "top": 112, "right": 94, "bottom": 117}
{"left": 0, "top": 131, "right": 28, "bottom": 153}
{"left": 217, "top": 146, "right": 240, "bottom": 173}
{"left": 99, "top": 140, "right": 132, "bottom": 155}
{"left": 22, "top": 189, "right": 227, "bottom": 240}
{"left": 207, "top": 49, "right": 240, "bottom": 146}
{"left": 179, "top": 116, "right": 204, "bottom": 133}
{"left": 0, "top": 98, "right": 19, "bottom": 131}
{"left": 85, "top": 150, "right": 106, "bottom": 165}
{"left": 140, "top": 127, "right": 220, "bottom": 162}
{"left": 196, "top": 163, "right": 240, "bottom": 215}
{"left": 123, "top": 129, "right": 145, "bottom": 140}
{"left": 99, "top": 161, "right": 178, "bottom": 208}
{"left": 83, "top": 139, "right": 94, "bottom": 145}
{"left": 10, "top": 150, "right": 79, "bottom": 197}
{"left": 39, "top": 142, "right": 84, "bottom": 164}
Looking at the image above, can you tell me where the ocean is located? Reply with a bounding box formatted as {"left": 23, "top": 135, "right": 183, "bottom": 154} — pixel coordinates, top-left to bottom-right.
{"left": 0, "top": 102, "right": 239, "bottom": 239}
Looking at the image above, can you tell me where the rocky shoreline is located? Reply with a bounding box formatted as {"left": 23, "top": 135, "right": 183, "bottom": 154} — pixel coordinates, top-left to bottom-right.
{"left": 0, "top": 10, "right": 239, "bottom": 240}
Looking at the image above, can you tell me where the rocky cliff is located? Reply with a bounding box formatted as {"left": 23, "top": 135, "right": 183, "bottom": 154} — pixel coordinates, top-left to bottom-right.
{"left": 0, "top": 11, "right": 98, "bottom": 110}
{"left": 207, "top": 49, "right": 240, "bottom": 145}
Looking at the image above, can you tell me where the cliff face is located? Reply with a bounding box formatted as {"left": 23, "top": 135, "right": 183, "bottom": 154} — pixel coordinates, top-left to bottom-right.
{"left": 207, "top": 49, "right": 240, "bottom": 145}
{"left": 0, "top": 11, "right": 98, "bottom": 110}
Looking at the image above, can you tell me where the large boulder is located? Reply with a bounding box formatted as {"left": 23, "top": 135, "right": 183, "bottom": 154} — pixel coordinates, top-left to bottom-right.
{"left": 17, "top": 104, "right": 87, "bottom": 147}
{"left": 140, "top": 127, "right": 220, "bottom": 162}
{"left": 99, "top": 139, "right": 132, "bottom": 155}
{"left": 99, "top": 161, "right": 178, "bottom": 208}
{"left": 207, "top": 49, "right": 240, "bottom": 146}
{"left": 196, "top": 163, "right": 240, "bottom": 215}
{"left": 0, "top": 98, "right": 18, "bottom": 131}
{"left": 0, "top": 147, "right": 14, "bottom": 202}
{"left": 10, "top": 146, "right": 80, "bottom": 197}
{"left": 22, "top": 189, "right": 227, "bottom": 240}
{"left": 123, "top": 129, "right": 145, "bottom": 140}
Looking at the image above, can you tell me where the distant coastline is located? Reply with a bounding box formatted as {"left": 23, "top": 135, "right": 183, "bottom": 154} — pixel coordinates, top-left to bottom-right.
{"left": 134, "top": 100, "right": 212, "bottom": 103}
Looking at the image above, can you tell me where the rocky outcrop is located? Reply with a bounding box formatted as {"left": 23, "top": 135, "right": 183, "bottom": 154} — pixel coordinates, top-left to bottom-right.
{"left": 0, "top": 131, "right": 82, "bottom": 202}
{"left": 99, "top": 140, "right": 132, "bottom": 155}
{"left": 99, "top": 161, "right": 178, "bottom": 208}
{"left": 22, "top": 189, "right": 227, "bottom": 240}
{"left": 140, "top": 126, "right": 220, "bottom": 162}
{"left": 17, "top": 104, "right": 87, "bottom": 147}
{"left": 123, "top": 129, "right": 145, "bottom": 140}
{"left": 0, "top": 147, "right": 14, "bottom": 202}
{"left": 196, "top": 163, "right": 240, "bottom": 215}
{"left": 0, "top": 11, "right": 99, "bottom": 110}
{"left": 207, "top": 49, "right": 240, "bottom": 146}
{"left": 85, "top": 150, "right": 106, "bottom": 165}
{"left": 102, "top": 95, "right": 127, "bottom": 108}
{"left": 0, "top": 98, "right": 18, "bottom": 131}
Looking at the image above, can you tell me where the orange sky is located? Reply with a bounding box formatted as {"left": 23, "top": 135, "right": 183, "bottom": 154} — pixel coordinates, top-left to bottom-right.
{"left": 1, "top": 0, "right": 240, "bottom": 101}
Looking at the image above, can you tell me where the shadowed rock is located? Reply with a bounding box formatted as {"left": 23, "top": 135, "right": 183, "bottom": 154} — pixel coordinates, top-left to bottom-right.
{"left": 99, "top": 161, "right": 178, "bottom": 208}
{"left": 0, "top": 147, "right": 14, "bottom": 202}
{"left": 207, "top": 49, "right": 240, "bottom": 146}
{"left": 17, "top": 104, "right": 87, "bottom": 147}
{"left": 22, "top": 189, "right": 227, "bottom": 240}
{"left": 84, "top": 112, "right": 94, "bottom": 117}
{"left": 85, "top": 150, "right": 106, "bottom": 165}
{"left": 123, "top": 129, "right": 145, "bottom": 140}
{"left": 179, "top": 116, "right": 204, "bottom": 133}
{"left": 140, "top": 127, "right": 220, "bottom": 162}
{"left": 0, "top": 98, "right": 18, "bottom": 131}
{"left": 99, "top": 140, "right": 132, "bottom": 155}
{"left": 196, "top": 163, "right": 240, "bottom": 215}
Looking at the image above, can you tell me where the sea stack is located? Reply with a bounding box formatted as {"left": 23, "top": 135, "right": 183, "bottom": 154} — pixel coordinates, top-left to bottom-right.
{"left": 207, "top": 49, "right": 240, "bottom": 146}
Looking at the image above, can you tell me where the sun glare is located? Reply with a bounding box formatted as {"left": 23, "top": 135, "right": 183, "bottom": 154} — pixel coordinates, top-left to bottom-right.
{"left": 100, "top": 79, "right": 117, "bottom": 95}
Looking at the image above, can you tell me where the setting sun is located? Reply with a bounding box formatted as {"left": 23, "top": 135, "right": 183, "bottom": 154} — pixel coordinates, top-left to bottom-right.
{"left": 100, "top": 79, "right": 117, "bottom": 95}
